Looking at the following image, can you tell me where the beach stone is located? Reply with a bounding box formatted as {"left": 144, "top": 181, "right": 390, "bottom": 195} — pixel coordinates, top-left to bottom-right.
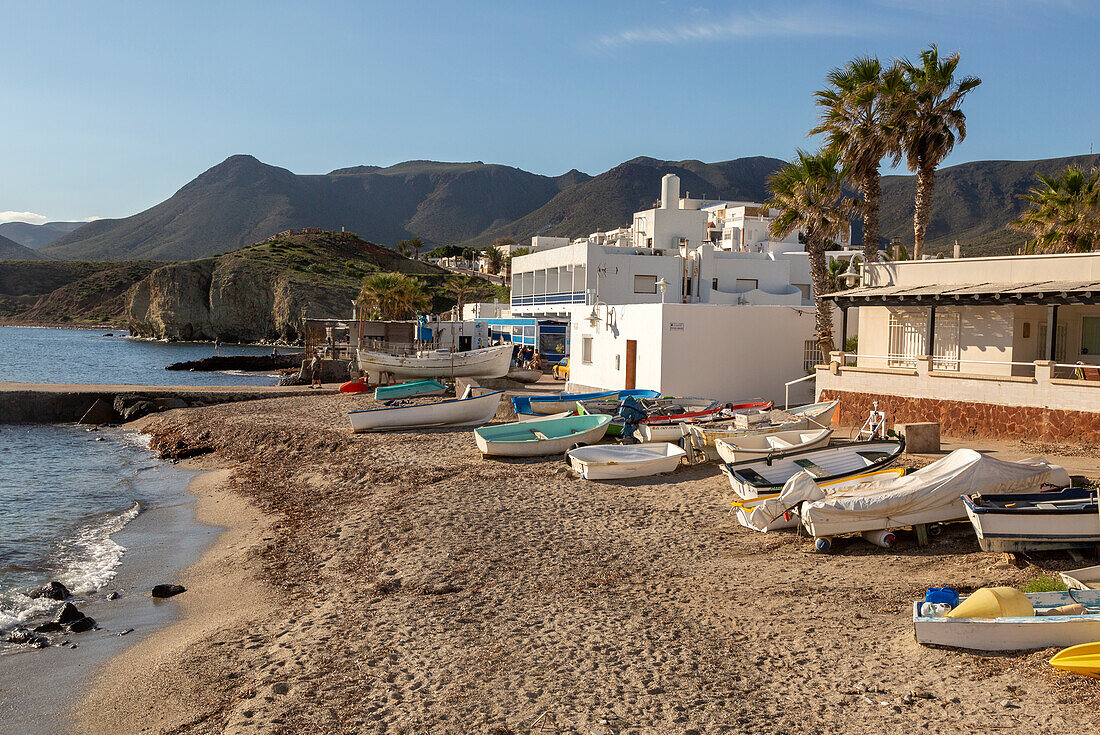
{"left": 422, "top": 582, "right": 461, "bottom": 595}
{"left": 28, "top": 580, "right": 71, "bottom": 600}
{"left": 151, "top": 584, "right": 187, "bottom": 598}
{"left": 54, "top": 602, "right": 84, "bottom": 625}
{"left": 122, "top": 400, "right": 157, "bottom": 421}
{"left": 106, "top": 592, "right": 119, "bottom": 600}
{"left": 272, "top": 682, "right": 290, "bottom": 695}
{"left": 78, "top": 399, "right": 119, "bottom": 425}
{"left": 6, "top": 627, "right": 48, "bottom": 647}
{"left": 34, "top": 621, "right": 64, "bottom": 633}
{"left": 66, "top": 616, "right": 96, "bottom": 633}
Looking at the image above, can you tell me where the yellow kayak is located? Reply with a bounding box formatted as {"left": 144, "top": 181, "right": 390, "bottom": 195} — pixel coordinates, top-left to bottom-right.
{"left": 1050, "top": 642, "right": 1100, "bottom": 679}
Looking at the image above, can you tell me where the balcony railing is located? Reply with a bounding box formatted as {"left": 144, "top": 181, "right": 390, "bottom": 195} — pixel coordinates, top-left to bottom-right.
{"left": 511, "top": 290, "right": 588, "bottom": 307}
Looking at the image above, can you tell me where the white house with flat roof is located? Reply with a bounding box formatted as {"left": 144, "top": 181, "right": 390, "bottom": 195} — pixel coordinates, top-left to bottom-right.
{"left": 510, "top": 173, "right": 836, "bottom": 321}
{"left": 816, "top": 251, "right": 1100, "bottom": 442}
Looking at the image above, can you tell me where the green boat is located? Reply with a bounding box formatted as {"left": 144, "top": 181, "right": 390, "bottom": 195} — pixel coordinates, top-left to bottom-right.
{"left": 474, "top": 414, "right": 612, "bottom": 457}
{"left": 374, "top": 379, "right": 448, "bottom": 401}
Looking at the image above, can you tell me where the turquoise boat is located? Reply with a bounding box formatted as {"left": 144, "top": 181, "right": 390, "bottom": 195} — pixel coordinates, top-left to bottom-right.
{"left": 374, "top": 379, "right": 447, "bottom": 401}
{"left": 474, "top": 414, "right": 612, "bottom": 457}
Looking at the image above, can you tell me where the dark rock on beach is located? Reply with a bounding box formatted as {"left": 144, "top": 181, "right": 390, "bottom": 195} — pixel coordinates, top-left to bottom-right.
{"left": 106, "top": 592, "right": 120, "bottom": 600}
{"left": 151, "top": 584, "right": 186, "bottom": 598}
{"left": 122, "top": 400, "right": 158, "bottom": 421}
{"left": 6, "top": 627, "right": 49, "bottom": 647}
{"left": 33, "top": 621, "right": 64, "bottom": 633}
{"left": 66, "top": 616, "right": 97, "bottom": 633}
{"left": 27, "top": 580, "right": 71, "bottom": 600}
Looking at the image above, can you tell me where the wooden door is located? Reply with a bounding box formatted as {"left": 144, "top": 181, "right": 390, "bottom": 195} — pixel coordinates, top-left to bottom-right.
{"left": 625, "top": 340, "right": 637, "bottom": 389}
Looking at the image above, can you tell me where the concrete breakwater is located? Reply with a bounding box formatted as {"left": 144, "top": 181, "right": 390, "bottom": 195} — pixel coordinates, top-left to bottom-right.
{"left": 0, "top": 383, "right": 316, "bottom": 424}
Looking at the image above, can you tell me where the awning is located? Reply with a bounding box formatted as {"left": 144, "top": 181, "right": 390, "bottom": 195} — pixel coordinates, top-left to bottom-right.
{"left": 820, "top": 279, "right": 1100, "bottom": 307}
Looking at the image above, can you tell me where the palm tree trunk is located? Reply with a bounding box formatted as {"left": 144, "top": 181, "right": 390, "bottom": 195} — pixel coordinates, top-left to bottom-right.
{"left": 912, "top": 162, "right": 936, "bottom": 260}
{"left": 807, "top": 233, "right": 835, "bottom": 356}
{"left": 862, "top": 172, "right": 881, "bottom": 263}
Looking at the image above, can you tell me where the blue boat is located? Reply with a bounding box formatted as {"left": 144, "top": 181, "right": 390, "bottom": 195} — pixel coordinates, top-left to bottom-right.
{"left": 511, "top": 389, "right": 661, "bottom": 416}
{"left": 374, "top": 379, "right": 448, "bottom": 401}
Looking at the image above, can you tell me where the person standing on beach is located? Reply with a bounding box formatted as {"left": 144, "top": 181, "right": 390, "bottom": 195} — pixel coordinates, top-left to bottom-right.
{"left": 214, "top": 337, "right": 221, "bottom": 356}
{"left": 310, "top": 351, "right": 322, "bottom": 389}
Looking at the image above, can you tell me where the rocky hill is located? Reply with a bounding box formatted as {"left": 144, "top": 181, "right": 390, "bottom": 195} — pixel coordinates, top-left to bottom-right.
{"left": 126, "top": 230, "right": 458, "bottom": 342}
{"left": 0, "top": 221, "right": 85, "bottom": 249}
{"left": 0, "top": 260, "right": 158, "bottom": 324}
{"left": 0, "top": 234, "right": 44, "bottom": 261}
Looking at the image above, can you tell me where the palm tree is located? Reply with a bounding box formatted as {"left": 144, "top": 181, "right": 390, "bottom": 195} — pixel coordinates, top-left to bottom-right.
{"left": 766, "top": 149, "right": 860, "bottom": 357}
{"left": 811, "top": 56, "right": 903, "bottom": 263}
{"left": 890, "top": 45, "right": 982, "bottom": 260}
{"left": 443, "top": 274, "right": 491, "bottom": 320}
{"left": 358, "top": 273, "right": 430, "bottom": 320}
{"left": 1011, "top": 165, "right": 1100, "bottom": 253}
{"left": 485, "top": 246, "right": 506, "bottom": 274}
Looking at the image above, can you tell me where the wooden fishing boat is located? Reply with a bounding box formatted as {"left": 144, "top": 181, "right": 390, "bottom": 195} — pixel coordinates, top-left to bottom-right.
{"left": 511, "top": 389, "right": 660, "bottom": 416}
{"left": 632, "top": 399, "right": 772, "bottom": 442}
{"left": 732, "top": 468, "right": 907, "bottom": 532}
{"left": 1050, "top": 642, "right": 1100, "bottom": 678}
{"left": 567, "top": 442, "right": 686, "bottom": 480}
{"left": 914, "top": 589, "right": 1100, "bottom": 651}
{"left": 720, "top": 440, "right": 904, "bottom": 500}
{"left": 687, "top": 400, "right": 839, "bottom": 459}
{"left": 963, "top": 487, "right": 1100, "bottom": 553}
{"left": 474, "top": 414, "right": 612, "bottom": 457}
{"left": 374, "top": 379, "right": 447, "bottom": 401}
{"left": 800, "top": 449, "right": 1070, "bottom": 541}
{"left": 714, "top": 428, "right": 833, "bottom": 465}
{"left": 506, "top": 368, "right": 544, "bottom": 384}
{"left": 357, "top": 344, "right": 511, "bottom": 379}
{"left": 348, "top": 389, "right": 502, "bottom": 432}
{"left": 1061, "top": 565, "right": 1100, "bottom": 590}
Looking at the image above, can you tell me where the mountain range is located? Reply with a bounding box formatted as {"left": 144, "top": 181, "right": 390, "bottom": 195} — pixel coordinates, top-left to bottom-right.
{"left": 31, "top": 152, "right": 1100, "bottom": 262}
{"left": 0, "top": 220, "right": 85, "bottom": 249}
{"left": 0, "top": 233, "right": 43, "bottom": 261}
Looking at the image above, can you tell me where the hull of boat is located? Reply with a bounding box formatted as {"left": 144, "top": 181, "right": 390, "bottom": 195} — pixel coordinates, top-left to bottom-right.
{"left": 721, "top": 440, "right": 904, "bottom": 500}
{"left": 567, "top": 442, "right": 686, "bottom": 480}
{"left": 374, "top": 379, "right": 448, "bottom": 400}
{"left": 506, "top": 369, "right": 544, "bottom": 383}
{"left": 914, "top": 590, "right": 1100, "bottom": 651}
{"left": 687, "top": 401, "right": 839, "bottom": 459}
{"left": 1050, "top": 642, "right": 1100, "bottom": 678}
{"left": 714, "top": 428, "right": 833, "bottom": 465}
{"left": 964, "top": 489, "right": 1100, "bottom": 552}
{"left": 348, "top": 390, "right": 502, "bottom": 432}
{"left": 475, "top": 414, "right": 611, "bottom": 457}
{"left": 1061, "top": 565, "right": 1100, "bottom": 590}
{"left": 357, "top": 344, "right": 512, "bottom": 379}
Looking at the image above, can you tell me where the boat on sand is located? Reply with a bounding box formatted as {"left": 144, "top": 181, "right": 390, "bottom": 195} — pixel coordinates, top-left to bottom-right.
{"left": 567, "top": 443, "right": 686, "bottom": 480}
{"left": 962, "top": 487, "right": 1100, "bottom": 553}
{"left": 474, "top": 414, "right": 611, "bottom": 457}
{"left": 721, "top": 440, "right": 904, "bottom": 500}
{"left": 357, "top": 344, "right": 512, "bottom": 379}
{"left": 348, "top": 388, "right": 502, "bottom": 432}
{"left": 512, "top": 389, "right": 660, "bottom": 416}
{"left": 714, "top": 428, "right": 833, "bottom": 465}
{"left": 374, "top": 379, "right": 447, "bottom": 400}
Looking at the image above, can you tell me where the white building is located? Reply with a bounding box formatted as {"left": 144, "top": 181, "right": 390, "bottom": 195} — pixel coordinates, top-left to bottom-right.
{"left": 510, "top": 173, "right": 839, "bottom": 321}
{"left": 567, "top": 303, "right": 818, "bottom": 405}
{"left": 462, "top": 301, "right": 510, "bottom": 320}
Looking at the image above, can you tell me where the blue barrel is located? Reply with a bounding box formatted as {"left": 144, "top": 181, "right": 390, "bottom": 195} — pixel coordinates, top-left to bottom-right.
{"left": 814, "top": 537, "right": 832, "bottom": 553}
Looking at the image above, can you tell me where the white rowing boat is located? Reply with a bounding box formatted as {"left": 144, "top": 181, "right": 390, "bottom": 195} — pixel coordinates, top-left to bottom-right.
{"left": 348, "top": 389, "right": 502, "bottom": 432}
{"left": 566, "top": 442, "right": 686, "bottom": 480}
{"left": 963, "top": 487, "right": 1100, "bottom": 553}
{"left": 474, "top": 414, "right": 612, "bottom": 457}
{"left": 714, "top": 428, "right": 833, "bottom": 465}
{"left": 357, "top": 344, "right": 512, "bottom": 379}
{"left": 721, "top": 440, "right": 904, "bottom": 500}
{"left": 687, "top": 400, "right": 839, "bottom": 460}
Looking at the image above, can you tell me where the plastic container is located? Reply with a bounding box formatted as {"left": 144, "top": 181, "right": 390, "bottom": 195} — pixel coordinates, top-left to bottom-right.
{"left": 814, "top": 537, "right": 832, "bottom": 553}
{"left": 919, "top": 602, "right": 952, "bottom": 617}
{"left": 924, "top": 587, "right": 960, "bottom": 608}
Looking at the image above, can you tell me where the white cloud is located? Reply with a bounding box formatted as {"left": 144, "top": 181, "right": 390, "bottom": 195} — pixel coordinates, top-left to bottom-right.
{"left": 0, "top": 211, "right": 49, "bottom": 225}
{"left": 595, "top": 8, "right": 885, "bottom": 48}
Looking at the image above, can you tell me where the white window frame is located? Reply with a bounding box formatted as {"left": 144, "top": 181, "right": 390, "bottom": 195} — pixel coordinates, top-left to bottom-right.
{"left": 581, "top": 336, "right": 593, "bottom": 365}
{"left": 634, "top": 275, "right": 657, "bottom": 294}
{"left": 888, "top": 310, "right": 961, "bottom": 370}
{"left": 803, "top": 340, "right": 823, "bottom": 373}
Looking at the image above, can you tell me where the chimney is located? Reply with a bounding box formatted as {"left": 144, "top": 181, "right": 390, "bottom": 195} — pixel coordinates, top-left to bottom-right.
{"left": 953, "top": 240, "right": 961, "bottom": 259}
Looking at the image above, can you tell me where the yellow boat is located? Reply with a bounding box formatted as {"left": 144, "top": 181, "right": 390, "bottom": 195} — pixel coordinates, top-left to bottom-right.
{"left": 1050, "top": 642, "right": 1100, "bottom": 679}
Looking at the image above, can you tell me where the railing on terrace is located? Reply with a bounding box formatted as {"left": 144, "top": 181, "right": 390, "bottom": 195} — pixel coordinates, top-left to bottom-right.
{"left": 510, "top": 291, "right": 588, "bottom": 307}
{"left": 830, "top": 353, "right": 1100, "bottom": 382}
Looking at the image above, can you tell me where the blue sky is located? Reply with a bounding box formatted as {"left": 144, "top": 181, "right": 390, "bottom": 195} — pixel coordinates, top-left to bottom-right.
{"left": 1, "top": 0, "right": 1096, "bottom": 223}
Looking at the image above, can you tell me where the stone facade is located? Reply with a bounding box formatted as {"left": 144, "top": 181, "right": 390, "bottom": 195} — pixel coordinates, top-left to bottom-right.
{"left": 819, "top": 389, "right": 1100, "bottom": 443}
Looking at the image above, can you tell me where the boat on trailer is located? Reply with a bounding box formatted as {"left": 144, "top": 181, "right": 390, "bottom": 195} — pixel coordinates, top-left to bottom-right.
{"left": 348, "top": 388, "right": 502, "bottom": 432}
{"left": 567, "top": 442, "right": 687, "bottom": 480}
{"left": 914, "top": 589, "right": 1100, "bottom": 651}
{"left": 357, "top": 344, "right": 512, "bottom": 379}
{"left": 714, "top": 428, "right": 833, "bottom": 465}
{"left": 962, "top": 487, "right": 1100, "bottom": 553}
{"left": 374, "top": 379, "right": 447, "bottom": 401}
{"left": 474, "top": 414, "right": 612, "bottom": 457}
{"left": 720, "top": 440, "right": 904, "bottom": 500}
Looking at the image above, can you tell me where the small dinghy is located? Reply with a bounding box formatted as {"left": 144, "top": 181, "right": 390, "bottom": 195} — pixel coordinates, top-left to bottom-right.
{"left": 506, "top": 368, "right": 543, "bottom": 384}
{"left": 687, "top": 400, "right": 838, "bottom": 460}
{"left": 567, "top": 443, "right": 686, "bottom": 480}
{"left": 358, "top": 344, "right": 512, "bottom": 379}
{"left": 474, "top": 414, "right": 612, "bottom": 457}
{"left": 513, "top": 389, "right": 660, "bottom": 416}
{"left": 963, "top": 487, "right": 1100, "bottom": 553}
{"left": 914, "top": 589, "right": 1100, "bottom": 651}
{"left": 374, "top": 379, "right": 447, "bottom": 400}
{"left": 348, "top": 388, "right": 502, "bottom": 432}
{"left": 720, "top": 440, "right": 904, "bottom": 500}
{"left": 1061, "top": 565, "right": 1100, "bottom": 590}
{"left": 714, "top": 428, "right": 833, "bottom": 465}
{"left": 1050, "top": 642, "right": 1100, "bottom": 679}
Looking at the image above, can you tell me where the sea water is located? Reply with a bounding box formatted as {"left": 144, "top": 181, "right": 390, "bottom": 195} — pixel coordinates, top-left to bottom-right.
{"left": 0, "top": 326, "right": 279, "bottom": 386}
{"left": 0, "top": 425, "right": 196, "bottom": 645}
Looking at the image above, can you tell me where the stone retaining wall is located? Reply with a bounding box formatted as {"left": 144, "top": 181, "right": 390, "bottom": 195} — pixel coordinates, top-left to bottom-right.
{"left": 819, "top": 389, "right": 1100, "bottom": 443}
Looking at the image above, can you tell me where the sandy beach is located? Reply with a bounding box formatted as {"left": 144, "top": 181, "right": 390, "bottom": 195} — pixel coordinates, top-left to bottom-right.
{"left": 67, "top": 393, "right": 1100, "bottom": 734}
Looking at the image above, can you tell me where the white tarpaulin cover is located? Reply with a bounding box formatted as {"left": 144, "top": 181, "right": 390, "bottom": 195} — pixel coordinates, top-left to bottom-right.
{"left": 800, "top": 449, "right": 1070, "bottom": 537}
{"left": 737, "top": 473, "right": 824, "bottom": 532}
